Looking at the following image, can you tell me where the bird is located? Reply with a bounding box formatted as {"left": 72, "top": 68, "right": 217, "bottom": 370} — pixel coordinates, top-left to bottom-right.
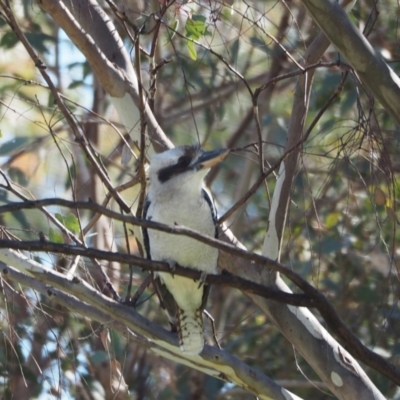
{"left": 142, "top": 145, "right": 229, "bottom": 355}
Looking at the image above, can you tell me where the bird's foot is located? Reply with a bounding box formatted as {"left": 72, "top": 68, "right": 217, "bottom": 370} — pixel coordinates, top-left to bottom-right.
{"left": 197, "top": 271, "right": 207, "bottom": 289}
{"left": 166, "top": 259, "right": 177, "bottom": 276}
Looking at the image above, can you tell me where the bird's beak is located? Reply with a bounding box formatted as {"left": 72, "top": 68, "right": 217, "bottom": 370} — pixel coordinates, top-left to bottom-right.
{"left": 196, "top": 149, "right": 230, "bottom": 169}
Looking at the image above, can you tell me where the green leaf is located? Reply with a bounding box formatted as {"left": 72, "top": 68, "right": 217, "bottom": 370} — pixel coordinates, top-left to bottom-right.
{"left": 82, "top": 61, "right": 92, "bottom": 79}
{"left": 67, "top": 61, "right": 82, "bottom": 70}
{"left": 0, "top": 32, "right": 55, "bottom": 53}
{"left": 49, "top": 228, "right": 64, "bottom": 244}
{"left": 325, "top": 212, "right": 340, "bottom": 228}
{"left": 192, "top": 14, "right": 206, "bottom": 22}
{"left": 250, "top": 36, "right": 270, "bottom": 54}
{"left": 55, "top": 213, "right": 80, "bottom": 234}
{"left": 47, "top": 92, "right": 55, "bottom": 108}
{"left": 8, "top": 167, "right": 28, "bottom": 186}
{"left": 230, "top": 38, "right": 240, "bottom": 63}
{"left": 187, "top": 41, "right": 197, "bottom": 61}
{"left": 0, "top": 137, "right": 31, "bottom": 156}
{"left": 25, "top": 32, "right": 55, "bottom": 54}
{"left": 65, "top": 214, "right": 80, "bottom": 234}
{"left": 55, "top": 213, "right": 64, "bottom": 224}
{"left": 185, "top": 15, "right": 206, "bottom": 40}
{"left": 68, "top": 80, "right": 84, "bottom": 89}
{"left": 0, "top": 31, "right": 19, "bottom": 49}
{"left": 65, "top": 164, "right": 76, "bottom": 190}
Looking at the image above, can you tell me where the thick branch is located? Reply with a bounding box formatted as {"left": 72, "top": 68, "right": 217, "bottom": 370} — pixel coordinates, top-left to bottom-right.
{"left": 0, "top": 239, "right": 316, "bottom": 307}
{"left": 0, "top": 234, "right": 398, "bottom": 387}
{"left": 300, "top": 0, "right": 400, "bottom": 124}
{"left": 37, "top": 0, "right": 172, "bottom": 151}
{"left": 1, "top": 256, "right": 300, "bottom": 400}
{"left": 0, "top": 197, "right": 338, "bottom": 290}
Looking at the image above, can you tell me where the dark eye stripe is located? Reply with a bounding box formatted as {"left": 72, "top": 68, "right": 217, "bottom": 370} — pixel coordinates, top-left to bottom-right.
{"left": 158, "top": 157, "right": 193, "bottom": 183}
{"left": 177, "top": 155, "right": 192, "bottom": 168}
{"left": 155, "top": 145, "right": 199, "bottom": 183}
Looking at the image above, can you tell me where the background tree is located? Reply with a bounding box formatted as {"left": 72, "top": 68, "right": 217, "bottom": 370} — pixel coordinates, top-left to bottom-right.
{"left": 0, "top": 0, "right": 399, "bottom": 399}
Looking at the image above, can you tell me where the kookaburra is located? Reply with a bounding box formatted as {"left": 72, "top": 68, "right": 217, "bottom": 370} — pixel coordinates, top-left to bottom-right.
{"left": 143, "top": 145, "right": 229, "bottom": 355}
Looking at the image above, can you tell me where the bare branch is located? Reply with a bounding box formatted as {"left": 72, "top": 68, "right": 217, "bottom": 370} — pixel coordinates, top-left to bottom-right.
{"left": 300, "top": 0, "right": 400, "bottom": 125}
{"left": 37, "top": 0, "right": 173, "bottom": 152}
{"left": 1, "top": 256, "right": 302, "bottom": 400}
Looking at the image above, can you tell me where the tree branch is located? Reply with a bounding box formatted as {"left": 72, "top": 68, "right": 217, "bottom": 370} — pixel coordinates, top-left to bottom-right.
{"left": 300, "top": 0, "right": 400, "bottom": 125}
{"left": 1, "top": 256, "right": 302, "bottom": 400}
{"left": 37, "top": 0, "right": 173, "bottom": 152}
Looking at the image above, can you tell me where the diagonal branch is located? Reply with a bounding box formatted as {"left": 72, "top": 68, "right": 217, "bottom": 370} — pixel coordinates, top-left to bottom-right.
{"left": 0, "top": 233, "right": 398, "bottom": 386}
{"left": 1, "top": 254, "right": 301, "bottom": 400}
{"left": 300, "top": 0, "right": 400, "bottom": 125}
{"left": 36, "top": 0, "right": 173, "bottom": 152}
{"left": 1, "top": 1, "right": 131, "bottom": 212}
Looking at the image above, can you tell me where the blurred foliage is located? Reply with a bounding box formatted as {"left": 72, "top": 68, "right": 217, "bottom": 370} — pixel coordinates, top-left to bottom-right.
{"left": 0, "top": 0, "right": 400, "bottom": 399}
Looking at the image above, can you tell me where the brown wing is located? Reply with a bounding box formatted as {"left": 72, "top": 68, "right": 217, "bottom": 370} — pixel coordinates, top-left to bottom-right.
{"left": 152, "top": 274, "right": 178, "bottom": 332}
{"left": 143, "top": 197, "right": 179, "bottom": 330}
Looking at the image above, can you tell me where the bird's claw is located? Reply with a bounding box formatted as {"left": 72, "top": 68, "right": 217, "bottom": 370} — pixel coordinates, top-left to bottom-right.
{"left": 166, "top": 259, "right": 176, "bottom": 271}
{"left": 166, "top": 259, "right": 177, "bottom": 277}
{"left": 197, "top": 272, "right": 207, "bottom": 289}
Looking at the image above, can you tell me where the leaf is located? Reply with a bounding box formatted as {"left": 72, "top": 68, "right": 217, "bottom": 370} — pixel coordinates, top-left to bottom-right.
{"left": 65, "top": 164, "right": 76, "bottom": 190}
{"left": 55, "top": 213, "right": 80, "bottom": 234}
{"left": 55, "top": 213, "right": 64, "bottom": 224}
{"left": 325, "top": 212, "right": 340, "bottom": 228}
{"left": 8, "top": 167, "right": 28, "bottom": 186}
{"left": 68, "top": 80, "right": 84, "bottom": 89}
{"left": 230, "top": 38, "right": 240, "bottom": 63}
{"left": 0, "top": 31, "right": 19, "bottom": 49}
{"left": 25, "top": 32, "right": 55, "bottom": 54}
{"left": 0, "top": 137, "right": 31, "bottom": 156}
{"left": 67, "top": 61, "right": 82, "bottom": 70}
{"left": 82, "top": 61, "right": 92, "bottom": 79}
{"left": 187, "top": 40, "right": 197, "bottom": 61}
{"left": 65, "top": 214, "right": 80, "bottom": 234}
{"left": 49, "top": 228, "right": 64, "bottom": 244}
{"left": 250, "top": 36, "right": 270, "bottom": 54}
{"left": 184, "top": 15, "right": 207, "bottom": 60}
{"left": 47, "top": 92, "right": 55, "bottom": 108}
{"left": 374, "top": 187, "right": 386, "bottom": 206}
{"left": 185, "top": 15, "right": 206, "bottom": 40}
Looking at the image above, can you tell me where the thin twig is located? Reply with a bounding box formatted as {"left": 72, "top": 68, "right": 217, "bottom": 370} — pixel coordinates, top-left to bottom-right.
{"left": 128, "top": 274, "right": 152, "bottom": 307}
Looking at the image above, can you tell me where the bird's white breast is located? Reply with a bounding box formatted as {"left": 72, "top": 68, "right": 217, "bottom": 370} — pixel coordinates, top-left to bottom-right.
{"left": 147, "top": 188, "right": 218, "bottom": 274}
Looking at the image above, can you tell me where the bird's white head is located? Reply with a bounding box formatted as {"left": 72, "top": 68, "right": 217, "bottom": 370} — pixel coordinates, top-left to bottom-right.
{"left": 148, "top": 145, "right": 229, "bottom": 197}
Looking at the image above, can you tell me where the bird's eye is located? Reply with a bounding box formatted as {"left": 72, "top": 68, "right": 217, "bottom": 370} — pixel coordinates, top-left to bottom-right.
{"left": 177, "top": 155, "right": 191, "bottom": 168}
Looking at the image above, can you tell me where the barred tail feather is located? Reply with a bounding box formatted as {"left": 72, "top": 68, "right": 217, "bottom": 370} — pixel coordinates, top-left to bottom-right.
{"left": 177, "top": 308, "right": 204, "bottom": 355}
